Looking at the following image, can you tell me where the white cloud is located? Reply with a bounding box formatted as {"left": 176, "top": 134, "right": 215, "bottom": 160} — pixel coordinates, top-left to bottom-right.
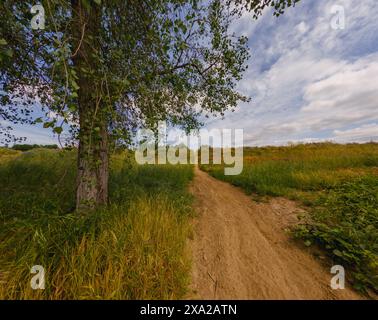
{"left": 8, "top": 125, "right": 58, "bottom": 145}
{"left": 300, "top": 54, "right": 378, "bottom": 130}
{"left": 204, "top": 0, "right": 378, "bottom": 146}
{"left": 334, "top": 123, "right": 378, "bottom": 140}
{"left": 296, "top": 22, "right": 309, "bottom": 34}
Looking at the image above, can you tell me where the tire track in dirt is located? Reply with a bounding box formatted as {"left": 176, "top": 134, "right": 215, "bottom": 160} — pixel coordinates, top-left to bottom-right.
{"left": 188, "top": 167, "right": 361, "bottom": 300}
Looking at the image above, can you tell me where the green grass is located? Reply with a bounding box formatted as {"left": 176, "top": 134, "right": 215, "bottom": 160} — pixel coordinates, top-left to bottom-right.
{"left": 201, "top": 142, "right": 378, "bottom": 292}
{"left": 0, "top": 148, "right": 194, "bottom": 299}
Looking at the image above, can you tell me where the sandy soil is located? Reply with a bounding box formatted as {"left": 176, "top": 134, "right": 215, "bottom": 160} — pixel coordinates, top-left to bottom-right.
{"left": 188, "top": 167, "right": 361, "bottom": 300}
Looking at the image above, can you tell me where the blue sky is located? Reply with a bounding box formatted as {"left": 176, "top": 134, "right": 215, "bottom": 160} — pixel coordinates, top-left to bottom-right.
{"left": 3, "top": 0, "right": 378, "bottom": 146}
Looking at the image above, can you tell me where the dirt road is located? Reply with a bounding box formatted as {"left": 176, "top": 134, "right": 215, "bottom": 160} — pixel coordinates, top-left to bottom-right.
{"left": 189, "top": 167, "right": 361, "bottom": 300}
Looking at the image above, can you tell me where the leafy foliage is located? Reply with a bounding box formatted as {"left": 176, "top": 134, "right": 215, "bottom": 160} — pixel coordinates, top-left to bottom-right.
{"left": 0, "top": 0, "right": 299, "bottom": 143}
{"left": 294, "top": 177, "right": 378, "bottom": 293}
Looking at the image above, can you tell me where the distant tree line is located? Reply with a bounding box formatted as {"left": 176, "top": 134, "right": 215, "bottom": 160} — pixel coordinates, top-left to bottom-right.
{"left": 10, "top": 144, "right": 59, "bottom": 151}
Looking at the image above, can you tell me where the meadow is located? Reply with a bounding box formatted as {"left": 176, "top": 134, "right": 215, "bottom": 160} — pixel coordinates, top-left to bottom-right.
{"left": 0, "top": 148, "right": 194, "bottom": 299}
{"left": 1, "top": 142, "right": 377, "bottom": 298}
{"left": 201, "top": 142, "right": 378, "bottom": 293}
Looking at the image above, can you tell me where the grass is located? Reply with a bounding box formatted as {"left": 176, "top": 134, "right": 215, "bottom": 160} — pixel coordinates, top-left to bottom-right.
{"left": 1, "top": 142, "right": 377, "bottom": 297}
{"left": 0, "top": 148, "right": 21, "bottom": 162}
{"left": 201, "top": 142, "right": 378, "bottom": 293}
{"left": 0, "top": 148, "right": 194, "bottom": 299}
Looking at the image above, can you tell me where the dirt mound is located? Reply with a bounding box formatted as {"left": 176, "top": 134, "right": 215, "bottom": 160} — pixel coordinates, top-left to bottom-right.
{"left": 188, "top": 167, "right": 361, "bottom": 300}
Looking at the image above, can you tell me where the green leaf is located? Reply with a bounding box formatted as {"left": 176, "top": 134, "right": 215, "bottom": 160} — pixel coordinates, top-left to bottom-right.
{"left": 4, "top": 49, "right": 13, "bottom": 57}
{"left": 304, "top": 240, "right": 312, "bottom": 247}
{"left": 0, "top": 38, "right": 7, "bottom": 46}
{"left": 53, "top": 127, "right": 63, "bottom": 134}
{"left": 43, "top": 121, "right": 54, "bottom": 128}
{"left": 68, "top": 104, "right": 77, "bottom": 112}
{"left": 82, "top": 0, "right": 91, "bottom": 11}
{"left": 71, "top": 79, "right": 79, "bottom": 90}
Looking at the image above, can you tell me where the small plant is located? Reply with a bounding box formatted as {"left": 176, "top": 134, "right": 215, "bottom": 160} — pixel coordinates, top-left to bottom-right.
{"left": 293, "top": 176, "right": 378, "bottom": 293}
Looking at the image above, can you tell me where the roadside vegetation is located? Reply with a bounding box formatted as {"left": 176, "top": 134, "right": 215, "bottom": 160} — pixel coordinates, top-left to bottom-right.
{"left": 201, "top": 142, "right": 378, "bottom": 293}
{"left": 0, "top": 148, "right": 194, "bottom": 299}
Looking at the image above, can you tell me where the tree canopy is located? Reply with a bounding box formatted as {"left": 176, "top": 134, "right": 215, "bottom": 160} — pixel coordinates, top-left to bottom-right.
{"left": 1, "top": 0, "right": 299, "bottom": 141}
{"left": 0, "top": 0, "right": 300, "bottom": 208}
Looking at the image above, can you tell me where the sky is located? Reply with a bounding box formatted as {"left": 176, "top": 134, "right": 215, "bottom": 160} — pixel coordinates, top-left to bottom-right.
{"left": 3, "top": 0, "right": 378, "bottom": 147}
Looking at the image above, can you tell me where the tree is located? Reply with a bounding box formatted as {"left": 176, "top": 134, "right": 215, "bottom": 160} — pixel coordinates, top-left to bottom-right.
{"left": 0, "top": 0, "right": 299, "bottom": 210}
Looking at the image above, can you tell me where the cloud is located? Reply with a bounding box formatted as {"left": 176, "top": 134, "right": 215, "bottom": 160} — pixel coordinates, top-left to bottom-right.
{"left": 296, "top": 22, "right": 309, "bottom": 34}
{"left": 334, "top": 123, "right": 378, "bottom": 140}
{"left": 0, "top": 120, "right": 58, "bottom": 146}
{"left": 204, "top": 0, "right": 378, "bottom": 146}
{"left": 300, "top": 53, "right": 378, "bottom": 131}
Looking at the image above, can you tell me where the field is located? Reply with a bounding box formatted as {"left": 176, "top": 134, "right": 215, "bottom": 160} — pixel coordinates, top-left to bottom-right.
{"left": 0, "top": 148, "right": 194, "bottom": 299}
{"left": 201, "top": 143, "right": 378, "bottom": 293}
{"left": 1, "top": 143, "right": 377, "bottom": 299}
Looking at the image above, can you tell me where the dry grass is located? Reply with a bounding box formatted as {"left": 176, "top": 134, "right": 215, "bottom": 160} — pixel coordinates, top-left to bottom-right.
{"left": 0, "top": 148, "right": 194, "bottom": 299}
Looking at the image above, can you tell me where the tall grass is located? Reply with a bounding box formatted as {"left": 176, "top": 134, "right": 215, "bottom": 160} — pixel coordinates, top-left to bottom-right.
{"left": 201, "top": 142, "right": 378, "bottom": 292}
{"left": 201, "top": 142, "right": 378, "bottom": 199}
{"left": 0, "top": 148, "right": 21, "bottom": 162}
{"left": 0, "top": 148, "right": 194, "bottom": 299}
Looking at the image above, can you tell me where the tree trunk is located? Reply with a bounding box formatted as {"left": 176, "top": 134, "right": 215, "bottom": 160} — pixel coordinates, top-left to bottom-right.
{"left": 76, "top": 113, "right": 109, "bottom": 210}
{"left": 71, "top": 0, "right": 108, "bottom": 210}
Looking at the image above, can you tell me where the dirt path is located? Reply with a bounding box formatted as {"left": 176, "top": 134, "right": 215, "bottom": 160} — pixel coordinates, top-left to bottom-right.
{"left": 189, "top": 167, "right": 361, "bottom": 300}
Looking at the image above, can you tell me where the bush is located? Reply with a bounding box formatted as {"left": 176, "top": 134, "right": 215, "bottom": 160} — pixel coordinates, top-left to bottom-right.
{"left": 294, "top": 176, "right": 378, "bottom": 292}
